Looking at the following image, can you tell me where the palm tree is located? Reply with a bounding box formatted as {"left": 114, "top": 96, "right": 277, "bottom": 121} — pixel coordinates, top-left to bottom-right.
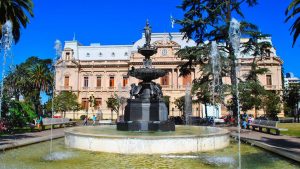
{"left": 286, "top": 0, "right": 300, "bottom": 47}
{"left": 29, "top": 63, "right": 53, "bottom": 115}
{"left": 0, "top": 0, "right": 34, "bottom": 43}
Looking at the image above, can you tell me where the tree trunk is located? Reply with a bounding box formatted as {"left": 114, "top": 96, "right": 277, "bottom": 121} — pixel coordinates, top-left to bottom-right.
{"left": 111, "top": 109, "right": 113, "bottom": 120}
{"left": 254, "top": 106, "right": 258, "bottom": 118}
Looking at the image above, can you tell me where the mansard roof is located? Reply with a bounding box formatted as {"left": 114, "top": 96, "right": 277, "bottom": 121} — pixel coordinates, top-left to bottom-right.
{"left": 63, "top": 32, "right": 197, "bottom": 61}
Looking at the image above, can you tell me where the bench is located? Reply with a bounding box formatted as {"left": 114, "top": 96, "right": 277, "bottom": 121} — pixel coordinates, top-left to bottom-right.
{"left": 99, "top": 120, "right": 113, "bottom": 125}
{"left": 41, "top": 118, "right": 77, "bottom": 130}
{"left": 248, "top": 119, "right": 287, "bottom": 135}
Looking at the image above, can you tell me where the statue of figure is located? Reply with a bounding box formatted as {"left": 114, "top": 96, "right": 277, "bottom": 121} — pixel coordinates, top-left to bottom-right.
{"left": 129, "top": 83, "right": 142, "bottom": 99}
{"left": 144, "top": 20, "right": 151, "bottom": 47}
{"left": 149, "top": 82, "right": 163, "bottom": 99}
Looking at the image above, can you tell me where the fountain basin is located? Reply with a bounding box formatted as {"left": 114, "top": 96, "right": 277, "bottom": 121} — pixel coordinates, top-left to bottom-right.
{"left": 129, "top": 68, "right": 166, "bottom": 82}
{"left": 65, "top": 125, "right": 230, "bottom": 154}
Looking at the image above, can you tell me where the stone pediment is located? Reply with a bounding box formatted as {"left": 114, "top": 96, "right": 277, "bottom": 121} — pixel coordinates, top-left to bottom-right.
{"left": 152, "top": 40, "right": 180, "bottom": 47}
{"left": 56, "top": 59, "right": 79, "bottom": 67}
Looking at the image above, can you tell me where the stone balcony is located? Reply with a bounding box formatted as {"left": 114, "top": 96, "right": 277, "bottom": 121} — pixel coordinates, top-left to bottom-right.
{"left": 60, "top": 86, "right": 72, "bottom": 91}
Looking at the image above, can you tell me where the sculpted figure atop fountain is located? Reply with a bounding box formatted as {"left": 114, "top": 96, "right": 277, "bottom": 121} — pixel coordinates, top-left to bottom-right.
{"left": 144, "top": 20, "right": 151, "bottom": 48}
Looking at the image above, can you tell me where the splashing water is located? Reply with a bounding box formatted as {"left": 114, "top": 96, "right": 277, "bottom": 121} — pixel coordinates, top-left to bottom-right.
{"left": 210, "top": 41, "right": 222, "bottom": 122}
{"left": 184, "top": 83, "right": 192, "bottom": 125}
{"left": 229, "top": 18, "right": 242, "bottom": 169}
{"left": 43, "top": 151, "right": 76, "bottom": 161}
{"left": 50, "top": 39, "right": 63, "bottom": 154}
{"left": 229, "top": 18, "right": 241, "bottom": 56}
{"left": 0, "top": 21, "right": 14, "bottom": 119}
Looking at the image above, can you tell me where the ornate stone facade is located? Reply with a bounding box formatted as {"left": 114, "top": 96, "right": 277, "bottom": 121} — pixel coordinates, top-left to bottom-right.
{"left": 55, "top": 33, "right": 284, "bottom": 119}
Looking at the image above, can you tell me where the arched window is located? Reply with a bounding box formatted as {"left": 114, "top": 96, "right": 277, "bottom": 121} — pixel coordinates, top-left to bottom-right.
{"left": 111, "top": 52, "right": 115, "bottom": 57}
{"left": 99, "top": 52, "right": 102, "bottom": 57}
{"left": 86, "top": 53, "right": 90, "bottom": 57}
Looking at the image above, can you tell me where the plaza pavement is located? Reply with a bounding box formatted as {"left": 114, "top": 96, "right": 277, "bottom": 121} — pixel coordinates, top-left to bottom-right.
{"left": 0, "top": 127, "right": 65, "bottom": 151}
{"left": 0, "top": 125, "right": 300, "bottom": 163}
{"left": 229, "top": 127, "right": 300, "bottom": 162}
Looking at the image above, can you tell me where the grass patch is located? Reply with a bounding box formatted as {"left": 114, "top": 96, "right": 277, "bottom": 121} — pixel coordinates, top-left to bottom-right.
{"left": 277, "top": 123, "right": 300, "bottom": 137}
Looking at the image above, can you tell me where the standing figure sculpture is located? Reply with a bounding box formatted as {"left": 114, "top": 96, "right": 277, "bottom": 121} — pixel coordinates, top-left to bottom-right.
{"left": 144, "top": 20, "right": 151, "bottom": 47}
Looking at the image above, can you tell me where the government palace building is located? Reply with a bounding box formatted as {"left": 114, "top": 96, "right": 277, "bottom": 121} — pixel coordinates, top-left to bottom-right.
{"left": 55, "top": 32, "right": 284, "bottom": 120}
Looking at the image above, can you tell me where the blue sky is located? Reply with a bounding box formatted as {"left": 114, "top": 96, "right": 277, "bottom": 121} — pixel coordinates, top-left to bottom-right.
{"left": 2, "top": 0, "right": 300, "bottom": 79}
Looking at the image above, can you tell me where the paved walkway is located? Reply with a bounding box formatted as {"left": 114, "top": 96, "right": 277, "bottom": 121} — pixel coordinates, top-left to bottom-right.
{"left": 228, "top": 127, "right": 300, "bottom": 162}
{"left": 0, "top": 128, "right": 65, "bottom": 151}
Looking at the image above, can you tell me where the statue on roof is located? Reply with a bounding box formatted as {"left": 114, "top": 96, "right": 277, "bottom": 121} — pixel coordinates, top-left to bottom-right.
{"left": 144, "top": 20, "right": 152, "bottom": 47}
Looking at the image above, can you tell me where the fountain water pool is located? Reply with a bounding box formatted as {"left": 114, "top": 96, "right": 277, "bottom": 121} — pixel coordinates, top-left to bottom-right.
{"left": 65, "top": 125, "right": 229, "bottom": 154}
{"left": 1, "top": 138, "right": 299, "bottom": 169}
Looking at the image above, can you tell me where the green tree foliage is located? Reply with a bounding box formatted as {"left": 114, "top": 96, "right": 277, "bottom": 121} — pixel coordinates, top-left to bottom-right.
{"left": 284, "top": 83, "right": 300, "bottom": 121}
{"left": 0, "top": 0, "right": 34, "bottom": 43}
{"left": 174, "top": 96, "right": 185, "bottom": 116}
{"left": 3, "top": 57, "right": 53, "bottom": 116}
{"left": 239, "top": 62, "right": 269, "bottom": 117}
{"left": 106, "top": 94, "right": 120, "bottom": 120}
{"left": 262, "top": 92, "right": 281, "bottom": 120}
{"left": 285, "top": 0, "right": 300, "bottom": 46}
{"left": 177, "top": 0, "right": 271, "bottom": 117}
{"left": 8, "top": 100, "right": 36, "bottom": 128}
{"left": 46, "top": 91, "right": 80, "bottom": 118}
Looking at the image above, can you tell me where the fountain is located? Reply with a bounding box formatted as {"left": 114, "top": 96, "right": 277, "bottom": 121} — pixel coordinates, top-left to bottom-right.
{"left": 117, "top": 20, "right": 175, "bottom": 131}
{"left": 64, "top": 21, "right": 230, "bottom": 154}
{"left": 229, "top": 18, "right": 242, "bottom": 169}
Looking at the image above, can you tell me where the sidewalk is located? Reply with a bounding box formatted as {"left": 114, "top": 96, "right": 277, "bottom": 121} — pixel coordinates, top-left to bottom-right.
{"left": 0, "top": 128, "right": 65, "bottom": 151}
{"left": 228, "top": 127, "right": 300, "bottom": 162}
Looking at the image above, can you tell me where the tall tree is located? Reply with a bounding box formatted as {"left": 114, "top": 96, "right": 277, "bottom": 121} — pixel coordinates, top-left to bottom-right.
{"left": 29, "top": 63, "right": 53, "bottom": 115}
{"left": 0, "top": 0, "right": 34, "bottom": 43}
{"left": 46, "top": 91, "right": 80, "bottom": 118}
{"left": 174, "top": 96, "right": 185, "bottom": 116}
{"left": 262, "top": 91, "right": 281, "bottom": 121}
{"left": 106, "top": 94, "right": 120, "bottom": 121}
{"left": 284, "top": 83, "right": 300, "bottom": 122}
{"left": 3, "top": 57, "right": 53, "bottom": 115}
{"left": 239, "top": 62, "right": 269, "bottom": 117}
{"left": 285, "top": 0, "right": 300, "bottom": 46}
{"left": 177, "top": 0, "right": 271, "bottom": 117}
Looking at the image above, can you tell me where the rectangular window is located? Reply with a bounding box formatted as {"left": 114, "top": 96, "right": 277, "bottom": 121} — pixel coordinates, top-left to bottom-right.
{"left": 81, "top": 98, "right": 89, "bottom": 110}
{"left": 123, "top": 76, "right": 128, "bottom": 87}
{"left": 161, "top": 74, "right": 169, "bottom": 86}
{"left": 266, "top": 75, "right": 272, "bottom": 86}
{"left": 182, "top": 74, "right": 192, "bottom": 86}
{"left": 84, "top": 77, "right": 89, "bottom": 87}
{"left": 96, "top": 76, "right": 101, "bottom": 87}
{"left": 109, "top": 76, "right": 115, "bottom": 87}
{"left": 95, "top": 98, "right": 102, "bottom": 108}
{"left": 64, "top": 76, "right": 69, "bottom": 87}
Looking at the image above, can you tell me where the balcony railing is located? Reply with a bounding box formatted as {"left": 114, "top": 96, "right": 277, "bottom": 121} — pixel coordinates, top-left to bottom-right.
{"left": 82, "top": 87, "right": 90, "bottom": 90}
{"left": 265, "top": 85, "right": 281, "bottom": 90}
{"left": 60, "top": 86, "right": 72, "bottom": 90}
